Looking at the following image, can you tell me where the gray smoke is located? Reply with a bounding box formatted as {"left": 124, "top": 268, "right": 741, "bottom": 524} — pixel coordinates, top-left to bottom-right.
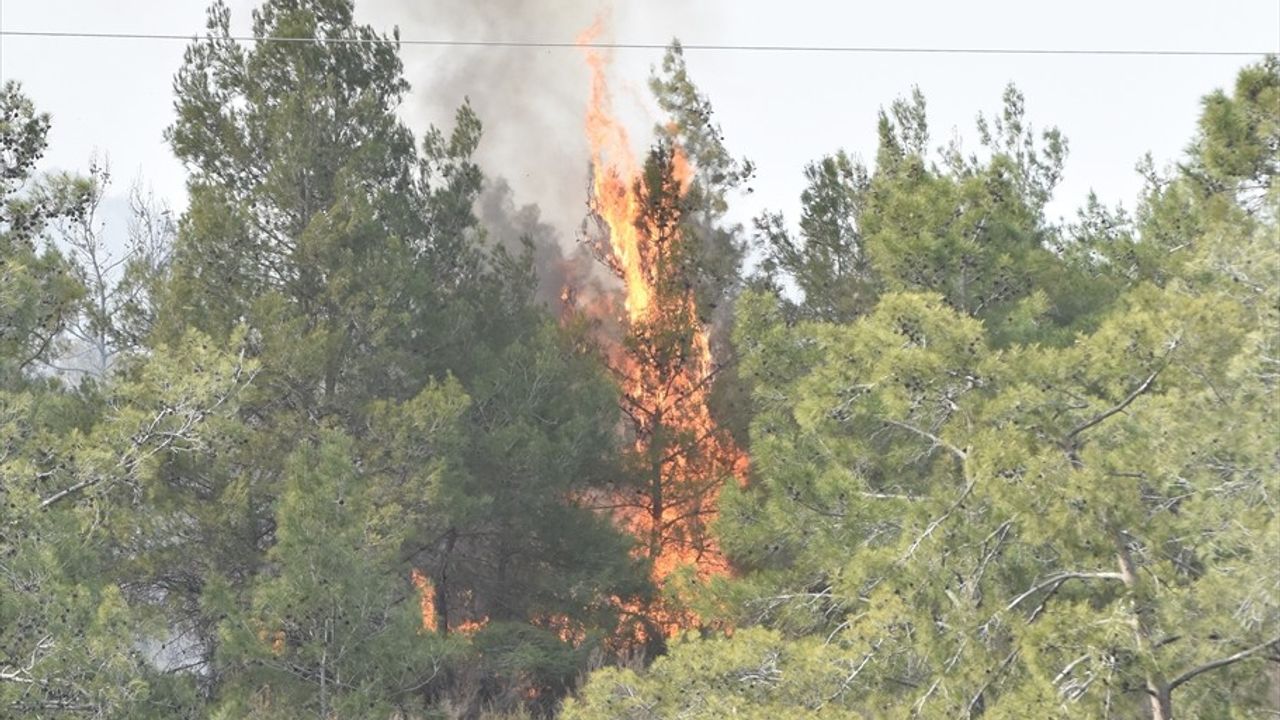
{"left": 359, "top": 0, "right": 715, "bottom": 301}
{"left": 473, "top": 178, "right": 597, "bottom": 309}
{"left": 374, "top": 0, "right": 599, "bottom": 233}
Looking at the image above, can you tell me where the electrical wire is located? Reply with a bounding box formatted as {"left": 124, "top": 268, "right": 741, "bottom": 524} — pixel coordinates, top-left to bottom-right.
{"left": 0, "top": 29, "right": 1272, "bottom": 57}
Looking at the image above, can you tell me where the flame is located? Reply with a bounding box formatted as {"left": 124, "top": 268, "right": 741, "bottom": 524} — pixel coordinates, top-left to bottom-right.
{"left": 411, "top": 569, "right": 489, "bottom": 635}
{"left": 410, "top": 569, "right": 438, "bottom": 633}
{"left": 576, "top": 19, "right": 747, "bottom": 640}
{"left": 453, "top": 617, "right": 489, "bottom": 635}
{"left": 258, "top": 627, "right": 285, "bottom": 655}
{"left": 534, "top": 612, "right": 589, "bottom": 646}
{"left": 579, "top": 20, "right": 650, "bottom": 322}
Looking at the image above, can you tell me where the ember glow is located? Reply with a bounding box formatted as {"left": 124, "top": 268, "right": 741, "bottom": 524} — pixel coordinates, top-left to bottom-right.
{"left": 575, "top": 20, "right": 747, "bottom": 637}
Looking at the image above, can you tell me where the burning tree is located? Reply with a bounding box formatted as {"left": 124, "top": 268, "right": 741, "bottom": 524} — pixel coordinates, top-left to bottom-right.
{"left": 590, "top": 144, "right": 745, "bottom": 577}
{"left": 573, "top": 30, "right": 751, "bottom": 646}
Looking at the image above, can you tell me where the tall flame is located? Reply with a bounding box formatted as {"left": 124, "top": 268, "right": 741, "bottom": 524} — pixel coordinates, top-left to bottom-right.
{"left": 576, "top": 21, "right": 746, "bottom": 639}
{"left": 410, "top": 569, "right": 438, "bottom": 633}
{"left": 580, "top": 20, "right": 649, "bottom": 322}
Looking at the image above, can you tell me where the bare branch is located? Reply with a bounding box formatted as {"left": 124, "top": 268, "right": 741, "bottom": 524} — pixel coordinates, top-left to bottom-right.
{"left": 1006, "top": 572, "right": 1125, "bottom": 612}
{"left": 882, "top": 418, "right": 968, "bottom": 461}
{"left": 1066, "top": 371, "right": 1158, "bottom": 440}
{"left": 1167, "top": 636, "right": 1280, "bottom": 693}
{"left": 902, "top": 479, "right": 975, "bottom": 561}
{"left": 1053, "top": 653, "right": 1092, "bottom": 687}
{"left": 38, "top": 359, "right": 255, "bottom": 509}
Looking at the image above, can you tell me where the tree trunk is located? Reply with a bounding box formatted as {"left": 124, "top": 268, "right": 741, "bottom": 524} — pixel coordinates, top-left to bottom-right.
{"left": 1115, "top": 530, "right": 1173, "bottom": 719}
{"left": 319, "top": 617, "right": 329, "bottom": 719}
{"left": 1149, "top": 686, "right": 1173, "bottom": 720}
{"left": 647, "top": 411, "right": 666, "bottom": 563}
{"left": 435, "top": 528, "right": 457, "bottom": 635}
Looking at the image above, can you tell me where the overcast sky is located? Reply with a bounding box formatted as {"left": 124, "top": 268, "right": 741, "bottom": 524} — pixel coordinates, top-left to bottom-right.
{"left": 2, "top": 0, "right": 1276, "bottom": 248}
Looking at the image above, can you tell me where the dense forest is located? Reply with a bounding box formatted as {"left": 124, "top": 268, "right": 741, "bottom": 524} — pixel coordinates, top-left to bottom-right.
{"left": 2, "top": 1, "right": 1277, "bottom": 718}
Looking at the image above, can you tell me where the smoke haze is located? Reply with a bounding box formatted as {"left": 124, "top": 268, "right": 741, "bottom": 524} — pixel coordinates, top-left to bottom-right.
{"left": 360, "top": 0, "right": 715, "bottom": 242}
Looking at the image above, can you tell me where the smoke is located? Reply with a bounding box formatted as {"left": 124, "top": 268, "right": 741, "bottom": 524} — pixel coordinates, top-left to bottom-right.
{"left": 375, "top": 0, "right": 597, "bottom": 234}
{"left": 473, "top": 178, "right": 594, "bottom": 309}
{"left": 359, "top": 0, "right": 716, "bottom": 295}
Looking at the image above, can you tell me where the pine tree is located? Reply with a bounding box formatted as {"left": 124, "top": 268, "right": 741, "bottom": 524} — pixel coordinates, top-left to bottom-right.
{"left": 2, "top": 82, "right": 252, "bottom": 717}
{"left": 574, "top": 44, "right": 755, "bottom": 648}
{"left": 570, "top": 60, "right": 1279, "bottom": 719}
{"left": 147, "top": 1, "right": 646, "bottom": 712}
{"left": 207, "top": 430, "right": 463, "bottom": 718}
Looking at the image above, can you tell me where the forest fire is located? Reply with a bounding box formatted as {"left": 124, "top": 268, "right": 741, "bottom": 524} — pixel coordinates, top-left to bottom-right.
{"left": 411, "top": 568, "right": 488, "bottom": 636}
{"left": 573, "top": 21, "right": 748, "bottom": 639}
{"left": 410, "top": 569, "right": 438, "bottom": 633}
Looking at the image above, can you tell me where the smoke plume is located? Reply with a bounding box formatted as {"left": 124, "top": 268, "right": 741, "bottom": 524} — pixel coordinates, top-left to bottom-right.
{"left": 359, "top": 0, "right": 716, "bottom": 302}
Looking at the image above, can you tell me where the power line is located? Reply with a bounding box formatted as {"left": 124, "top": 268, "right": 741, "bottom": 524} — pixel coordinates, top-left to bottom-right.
{"left": 0, "top": 29, "right": 1272, "bottom": 57}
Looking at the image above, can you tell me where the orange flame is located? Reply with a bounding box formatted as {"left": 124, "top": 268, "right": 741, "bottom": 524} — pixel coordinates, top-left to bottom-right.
{"left": 258, "top": 627, "right": 285, "bottom": 655}
{"left": 578, "top": 19, "right": 650, "bottom": 322}
{"left": 576, "top": 19, "right": 747, "bottom": 640}
{"left": 454, "top": 617, "right": 489, "bottom": 635}
{"left": 534, "top": 612, "right": 589, "bottom": 646}
{"left": 411, "top": 569, "right": 489, "bottom": 635}
{"left": 410, "top": 569, "right": 438, "bottom": 633}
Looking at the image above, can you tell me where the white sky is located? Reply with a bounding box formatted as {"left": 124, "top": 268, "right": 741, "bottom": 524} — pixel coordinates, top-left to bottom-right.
{"left": 1, "top": 0, "right": 1277, "bottom": 249}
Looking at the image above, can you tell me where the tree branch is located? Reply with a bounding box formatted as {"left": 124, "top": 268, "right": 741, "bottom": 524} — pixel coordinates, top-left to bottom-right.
{"left": 902, "top": 479, "right": 975, "bottom": 561}
{"left": 1065, "top": 369, "right": 1160, "bottom": 443}
{"left": 882, "top": 418, "right": 967, "bottom": 460}
{"left": 1006, "top": 571, "right": 1125, "bottom": 612}
{"left": 1167, "top": 636, "right": 1280, "bottom": 692}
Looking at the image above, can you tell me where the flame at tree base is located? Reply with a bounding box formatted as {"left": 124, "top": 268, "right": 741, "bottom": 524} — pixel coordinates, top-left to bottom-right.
{"left": 410, "top": 569, "right": 487, "bottom": 636}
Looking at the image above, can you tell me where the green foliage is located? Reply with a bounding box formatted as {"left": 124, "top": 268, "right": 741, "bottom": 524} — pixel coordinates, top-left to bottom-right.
{"left": 209, "top": 432, "right": 461, "bottom": 719}
{"left": 757, "top": 83, "right": 1114, "bottom": 346}
{"left": 2, "top": 324, "right": 254, "bottom": 716}
{"left": 576, "top": 59, "right": 1279, "bottom": 720}
{"left": 1190, "top": 56, "right": 1279, "bottom": 204}
{"left": 858, "top": 85, "right": 1082, "bottom": 342}
{"left": 0, "top": 81, "right": 84, "bottom": 384}
{"left": 146, "top": 1, "right": 647, "bottom": 714}
{"left": 4, "top": 2, "right": 1275, "bottom": 716}
{"left": 1, "top": 82, "right": 252, "bottom": 718}
{"left": 565, "top": 628, "right": 864, "bottom": 719}
{"left": 756, "top": 151, "right": 876, "bottom": 322}
{"left": 650, "top": 43, "right": 754, "bottom": 327}
{"left": 442, "top": 323, "right": 647, "bottom": 630}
